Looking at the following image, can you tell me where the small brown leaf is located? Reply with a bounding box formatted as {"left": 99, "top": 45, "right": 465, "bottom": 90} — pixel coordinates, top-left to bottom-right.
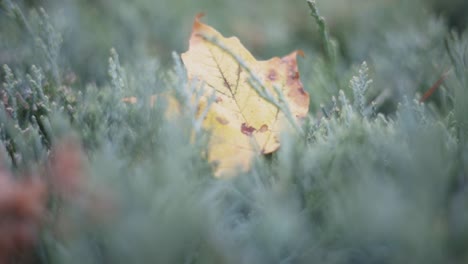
{"left": 420, "top": 70, "right": 450, "bottom": 102}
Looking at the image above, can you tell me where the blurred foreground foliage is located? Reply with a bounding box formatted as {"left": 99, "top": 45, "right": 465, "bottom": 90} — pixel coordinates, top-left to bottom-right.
{"left": 0, "top": 0, "right": 468, "bottom": 263}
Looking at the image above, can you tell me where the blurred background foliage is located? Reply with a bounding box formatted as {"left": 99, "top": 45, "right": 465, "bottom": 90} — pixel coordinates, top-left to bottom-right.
{"left": 1, "top": 0, "right": 468, "bottom": 263}
{"left": 1, "top": 0, "right": 467, "bottom": 109}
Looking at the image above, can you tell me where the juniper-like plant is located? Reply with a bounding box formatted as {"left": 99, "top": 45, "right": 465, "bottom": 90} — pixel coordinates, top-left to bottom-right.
{"left": 0, "top": 0, "right": 468, "bottom": 263}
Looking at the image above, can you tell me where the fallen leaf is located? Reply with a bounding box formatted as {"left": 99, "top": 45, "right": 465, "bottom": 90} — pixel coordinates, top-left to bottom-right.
{"left": 181, "top": 15, "right": 309, "bottom": 177}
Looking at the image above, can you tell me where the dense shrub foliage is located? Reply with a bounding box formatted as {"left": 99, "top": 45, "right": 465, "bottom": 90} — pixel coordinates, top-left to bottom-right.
{"left": 0, "top": 0, "right": 468, "bottom": 263}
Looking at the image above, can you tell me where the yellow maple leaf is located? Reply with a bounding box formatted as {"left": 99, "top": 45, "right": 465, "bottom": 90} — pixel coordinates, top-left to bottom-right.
{"left": 181, "top": 15, "right": 310, "bottom": 177}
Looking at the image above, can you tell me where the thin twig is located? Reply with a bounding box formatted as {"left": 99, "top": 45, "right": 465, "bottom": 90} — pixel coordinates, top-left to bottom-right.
{"left": 306, "top": 0, "right": 340, "bottom": 92}
{"left": 420, "top": 69, "right": 451, "bottom": 102}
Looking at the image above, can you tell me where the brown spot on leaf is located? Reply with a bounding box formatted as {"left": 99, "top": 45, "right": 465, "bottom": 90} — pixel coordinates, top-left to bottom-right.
{"left": 267, "top": 69, "right": 277, "bottom": 81}
{"left": 286, "top": 70, "right": 300, "bottom": 86}
{"left": 298, "top": 88, "right": 306, "bottom": 95}
{"left": 287, "top": 84, "right": 309, "bottom": 108}
{"left": 258, "top": 124, "right": 268, "bottom": 133}
{"left": 241, "top": 123, "right": 256, "bottom": 136}
{"left": 216, "top": 116, "right": 229, "bottom": 125}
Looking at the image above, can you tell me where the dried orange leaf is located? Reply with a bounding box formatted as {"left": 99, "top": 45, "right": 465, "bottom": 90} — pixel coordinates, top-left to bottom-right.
{"left": 181, "top": 16, "right": 309, "bottom": 177}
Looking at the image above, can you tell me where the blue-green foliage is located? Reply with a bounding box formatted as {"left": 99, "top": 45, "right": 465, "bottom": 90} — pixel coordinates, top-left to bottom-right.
{"left": 1, "top": 0, "right": 468, "bottom": 263}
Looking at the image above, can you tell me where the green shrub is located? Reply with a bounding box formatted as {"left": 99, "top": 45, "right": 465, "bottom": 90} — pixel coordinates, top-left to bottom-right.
{"left": 1, "top": 0, "right": 468, "bottom": 263}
